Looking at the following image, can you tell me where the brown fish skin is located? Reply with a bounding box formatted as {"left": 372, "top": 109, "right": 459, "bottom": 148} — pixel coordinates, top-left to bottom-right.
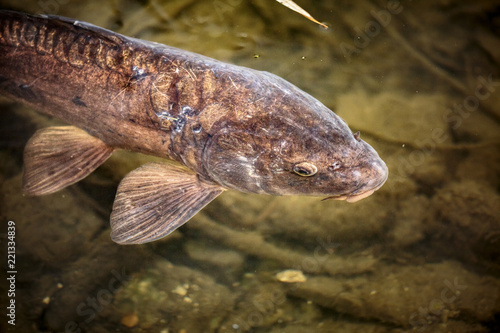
{"left": 0, "top": 11, "right": 388, "bottom": 244}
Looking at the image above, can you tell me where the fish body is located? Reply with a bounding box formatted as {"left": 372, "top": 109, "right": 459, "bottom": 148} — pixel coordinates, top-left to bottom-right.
{"left": 0, "top": 10, "right": 388, "bottom": 244}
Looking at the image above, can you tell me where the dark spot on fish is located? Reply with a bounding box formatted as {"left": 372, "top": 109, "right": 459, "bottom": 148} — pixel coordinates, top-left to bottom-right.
{"left": 72, "top": 96, "right": 87, "bottom": 107}
{"left": 192, "top": 123, "right": 202, "bottom": 133}
{"left": 12, "top": 83, "right": 39, "bottom": 102}
{"left": 130, "top": 66, "right": 148, "bottom": 81}
{"left": 317, "top": 173, "right": 330, "bottom": 181}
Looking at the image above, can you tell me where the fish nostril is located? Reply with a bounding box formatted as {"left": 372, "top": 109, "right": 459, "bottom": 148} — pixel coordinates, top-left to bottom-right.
{"left": 328, "top": 161, "right": 342, "bottom": 171}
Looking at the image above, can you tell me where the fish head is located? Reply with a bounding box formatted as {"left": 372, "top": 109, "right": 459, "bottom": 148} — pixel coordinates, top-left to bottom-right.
{"left": 203, "top": 84, "right": 388, "bottom": 202}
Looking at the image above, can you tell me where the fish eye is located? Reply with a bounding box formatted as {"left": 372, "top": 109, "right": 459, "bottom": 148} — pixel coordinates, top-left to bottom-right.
{"left": 293, "top": 162, "right": 318, "bottom": 177}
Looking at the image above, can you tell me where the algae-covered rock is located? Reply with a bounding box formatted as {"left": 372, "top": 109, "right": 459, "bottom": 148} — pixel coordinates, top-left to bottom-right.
{"left": 0, "top": 172, "right": 149, "bottom": 333}
{"left": 336, "top": 91, "right": 452, "bottom": 147}
{"left": 1, "top": 174, "right": 104, "bottom": 267}
{"left": 206, "top": 190, "right": 390, "bottom": 251}
{"left": 290, "top": 261, "right": 500, "bottom": 330}
{"left": 218, "top": 274, "right": 316, "bottom": 332}
{"left": 110, "top": 260, "right": 235, "bottom": 332}
{"left": 388, "top": 194, "right": 431, "bottom": 248}
{"left": 184, "top": 239, "right": 246, "bottom": 282}
{"left": 188, "top": 213, "right": 379, "bottom": 276}
{"left": 431, "top": 180, "right": 500, "bottom": 264}
{"left": 455, "top": 144, "right": 500, "bottom": 188}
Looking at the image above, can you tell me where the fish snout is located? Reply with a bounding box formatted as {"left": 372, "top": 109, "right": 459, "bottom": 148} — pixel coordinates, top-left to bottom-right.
{"left": 346, "top": 155, "right": 388, "bottom": 202}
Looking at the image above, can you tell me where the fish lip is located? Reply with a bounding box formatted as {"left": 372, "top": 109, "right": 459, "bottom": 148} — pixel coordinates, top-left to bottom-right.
{"left": 321, "top": 187, "right": 378, "bottom": 203}
{"left": 346, "top": 166, "right": 388, "bottom": 202}
{"left": 322, "top": 188, "right": 376, "bottom": 202}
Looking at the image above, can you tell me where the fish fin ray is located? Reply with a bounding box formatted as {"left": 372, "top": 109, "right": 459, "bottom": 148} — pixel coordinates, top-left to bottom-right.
{"left": 23, "top": 126, "right": 114, "bottom": 195}
{"left": 110, "top": 162, "right": 224, "bottom": 244}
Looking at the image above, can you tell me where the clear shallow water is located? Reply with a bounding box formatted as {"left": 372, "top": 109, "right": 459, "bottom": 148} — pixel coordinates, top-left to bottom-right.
{"left": 0, "top": 0, "right": 499, "bottom": 332}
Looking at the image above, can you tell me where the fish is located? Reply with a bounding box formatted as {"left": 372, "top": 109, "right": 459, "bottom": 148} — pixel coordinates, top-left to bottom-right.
{"left": 0, "top": 10, "right": 388, "bottom": 244}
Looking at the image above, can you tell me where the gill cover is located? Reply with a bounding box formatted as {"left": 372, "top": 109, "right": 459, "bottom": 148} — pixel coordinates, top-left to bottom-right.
{"left": 204, "top": 129, "right": 269, "bottom": 194}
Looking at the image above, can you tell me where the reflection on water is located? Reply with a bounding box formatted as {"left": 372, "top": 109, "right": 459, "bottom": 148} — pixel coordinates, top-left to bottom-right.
{"left": 1, "top": 0, "right": 499, "bottom": 332}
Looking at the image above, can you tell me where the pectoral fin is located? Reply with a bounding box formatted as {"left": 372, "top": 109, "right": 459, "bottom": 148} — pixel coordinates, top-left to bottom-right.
{"left": 23, "top": 126, "right": 114, "bottom": 195}
{"left": 110, "top": 163, "right": 224, "bottom": 244}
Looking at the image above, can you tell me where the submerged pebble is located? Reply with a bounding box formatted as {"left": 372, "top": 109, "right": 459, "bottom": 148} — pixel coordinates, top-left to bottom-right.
{"left": 121, "top": 313, "right": 139, "bottom": 328}
{"left": 276, "top": 269, "right": 307, "bottom": 283}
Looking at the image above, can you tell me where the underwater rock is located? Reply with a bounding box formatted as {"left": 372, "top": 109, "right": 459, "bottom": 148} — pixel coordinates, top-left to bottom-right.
{"left": 189, "top": 213, "right": 379, "bottom": 276}
{"left": 1, "top": 174, "right": 103, "bottom": 267}
{"left": 41, "top": 232, "right": 145, "bottom": 331}
{"left": 111, "top": 260, "right": 235, "bottom": 332}
{"left": 266, "top": 320, "right": 394, "bottom": 333}
{"left": 336, "top": 91, "right": 452, "bottom": 147}
{"left": 289, "top": 261, "right": 499, "bottom": 329}
{"left": 184, "top": 239, "right": 246, "bottom": 282}
{"left": 388, "top": 195, "right": 430, "bottom": 248}
{"left": 455, "top": 145, "right": 500, "bottom": 189}
{"left": 205, "top": 191, "right": 390, "bottom": 253}
{"left": 0, "top": 172, "right": 148, "bottom": 332}
{"left": 218, "top": 276, "right": 296, "bottom": 332}
{"left": 267, "top": 319, "right": 488, "bottom": 333}
{"left": 450, "top": 106, "right": 500, "bottom": 143}
{"left": 266, "top": 321, "right": 390, "bottom": 333}
{"left": 275, "top": 269, "right": 307, "bottom": 283}
{"left": 185, "top": 239, "right": 245, "bottom": 269}
{"left": 431, "top": 180, "right": 500, "bottom": 266}
{"left": 120, "top": 312, "right": 139, "bottom": 328}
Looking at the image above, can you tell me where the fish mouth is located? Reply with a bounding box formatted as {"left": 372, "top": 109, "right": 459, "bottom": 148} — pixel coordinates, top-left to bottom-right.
{"left": 324, "top": 188, "right": 377, "bottom": 203}
{"left": 322, "top": 187, "right": 377, "bottom": 203}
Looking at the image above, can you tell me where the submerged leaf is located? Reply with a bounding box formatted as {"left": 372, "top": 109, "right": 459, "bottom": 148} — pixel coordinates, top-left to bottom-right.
{"left": 275, "top": 0, "right": 328, "bottom": 29}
